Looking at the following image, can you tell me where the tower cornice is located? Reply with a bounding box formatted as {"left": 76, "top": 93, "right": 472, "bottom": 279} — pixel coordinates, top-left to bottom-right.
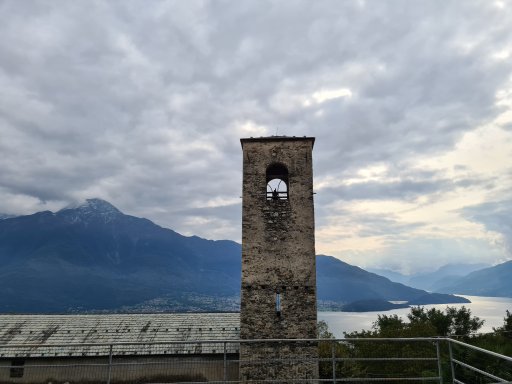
{"left": 240, "top": 136, "right": 315, "bottom": 148}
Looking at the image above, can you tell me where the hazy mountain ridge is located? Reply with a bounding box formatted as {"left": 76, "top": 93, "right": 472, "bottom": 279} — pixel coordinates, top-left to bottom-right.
{"left": 316, "top": 256, "right": 468, "bottom": 307}
{"left": 433, "top": 261, "right": 512, "bottom": 297}
{"left": 0, "top": 199, "right": 471, "bottom": 313}
{"left": 368, "top": 263, "right": 491, "bottom": 291}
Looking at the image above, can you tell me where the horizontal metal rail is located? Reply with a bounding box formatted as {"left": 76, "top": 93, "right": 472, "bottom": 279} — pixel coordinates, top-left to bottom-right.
{"left": 451, "top": 358, "right": 508, "bottom": 383}
{"left": 448, "top": 338, "right": 512, "bottom": 363}
{"left": 448, "top": 338, "right": 512, "bottom": 384}
{"left": 1, "top": 337, "right": 510, "bottom": 384}
{"left": 333, "top": 357, "right": 438, "bottom": 362}
{"left": 334, "top": 378, "right": 441, "bottom": 382}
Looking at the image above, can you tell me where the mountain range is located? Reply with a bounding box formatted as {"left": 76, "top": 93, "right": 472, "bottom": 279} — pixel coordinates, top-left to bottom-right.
{"left": 368, "top": 263, "right": 491, "bottom": 292}
{"left": 433, "top": 261, "right": 512, "bottom": 297}
{"left": 0, "top": 199, "right": 483, "bottom": 313}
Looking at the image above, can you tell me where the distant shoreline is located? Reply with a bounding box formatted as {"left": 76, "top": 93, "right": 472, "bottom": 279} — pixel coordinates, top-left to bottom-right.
{"left": 319, "top": 295, "right": 512, "bottom": 337}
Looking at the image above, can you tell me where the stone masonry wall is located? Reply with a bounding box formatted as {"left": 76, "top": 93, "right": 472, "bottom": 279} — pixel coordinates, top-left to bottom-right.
{"left": 239, "top": 137, "right": 318, "bottom": 382}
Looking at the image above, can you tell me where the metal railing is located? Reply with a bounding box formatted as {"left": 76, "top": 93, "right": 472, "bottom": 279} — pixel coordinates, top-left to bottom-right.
{"left": 0, "top": 337, "right": 511, "bottom": 383}
{"left": 447, "top": 338, "right": 512, "bottom": 384}
{"left": 327, "top": 337, "right": 443, "bottom": 383}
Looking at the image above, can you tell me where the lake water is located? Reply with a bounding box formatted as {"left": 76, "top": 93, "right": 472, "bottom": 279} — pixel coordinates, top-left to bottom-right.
{"left": 318, "top": 295, "right": 512, "bottom": 338}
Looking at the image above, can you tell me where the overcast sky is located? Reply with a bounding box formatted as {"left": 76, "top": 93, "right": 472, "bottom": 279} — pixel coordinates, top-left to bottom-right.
{"left": 1, "top": 0, "right": 511, "bottom": 274}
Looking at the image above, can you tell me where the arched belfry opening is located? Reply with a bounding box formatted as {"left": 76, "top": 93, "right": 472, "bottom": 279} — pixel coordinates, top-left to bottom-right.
{"left": 266, "top": 163, "right": 288, "bottom": 200}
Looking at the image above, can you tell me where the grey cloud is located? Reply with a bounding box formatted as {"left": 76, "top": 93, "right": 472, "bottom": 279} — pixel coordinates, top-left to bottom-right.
{"left": 365, "top": 237, "right": 504, "bottom": 275}
{"left": 317, "top": 175, "right": 493, "bottom": 203}
{"left": 350, "top": 214, "right": 426, "bottom": 239}
{"left": 462, "top": 200, "right": 512, "bottom": 255}
{"left": 319, "top": 179, "right": 443, "bottom": 202}
{"left": 0, "top": 0, "right": 511, "bottom": 265}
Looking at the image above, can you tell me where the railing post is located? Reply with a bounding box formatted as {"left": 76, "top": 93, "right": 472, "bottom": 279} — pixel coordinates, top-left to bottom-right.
{"left": 448, "top": 339, "right": 455, "bottom": 384}
{"left": 436, "top": 339, "right": 443, "bottom": 384}
{"left": 107, "top": 344, "right": 113, "bottom": 384}
{"left": 223, "top": 341, "right": 227, "bottom": 383}
{"left": 331, "top": 339, "right": 336, "bottom": 384}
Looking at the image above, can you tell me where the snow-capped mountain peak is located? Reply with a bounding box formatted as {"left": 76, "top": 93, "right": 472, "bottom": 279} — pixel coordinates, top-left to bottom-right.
{"left": 58, "top": 198, "right": 122, "bottom": 224}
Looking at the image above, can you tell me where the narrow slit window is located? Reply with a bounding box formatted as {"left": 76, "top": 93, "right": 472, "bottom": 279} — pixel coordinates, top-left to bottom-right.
{"left": 276, "top": 292, "right": 281, "bottom": 316}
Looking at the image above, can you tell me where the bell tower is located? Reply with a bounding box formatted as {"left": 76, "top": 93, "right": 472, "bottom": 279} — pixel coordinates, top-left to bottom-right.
{"left": 239, "top": 136, "right": 317, "bottom": 381}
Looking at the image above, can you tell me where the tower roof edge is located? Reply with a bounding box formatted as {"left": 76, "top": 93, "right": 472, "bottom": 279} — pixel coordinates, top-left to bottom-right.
{"left": 240, "top": 136, "right": 315, "bottom": 148}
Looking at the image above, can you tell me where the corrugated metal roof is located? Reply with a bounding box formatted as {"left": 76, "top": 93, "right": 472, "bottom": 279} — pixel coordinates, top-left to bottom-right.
{"left": 0, "top": 313, "right": 240, "bottom": 357}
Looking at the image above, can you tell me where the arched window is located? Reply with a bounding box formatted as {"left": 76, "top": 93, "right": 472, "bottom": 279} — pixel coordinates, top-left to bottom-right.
{"left": 266, "top": 163, "right": 288, "bottom": 200}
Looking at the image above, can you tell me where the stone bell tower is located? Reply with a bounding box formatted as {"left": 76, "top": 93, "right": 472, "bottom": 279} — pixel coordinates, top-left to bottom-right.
{"left": 239, "top": 136, "right": 317, "bottom": 381}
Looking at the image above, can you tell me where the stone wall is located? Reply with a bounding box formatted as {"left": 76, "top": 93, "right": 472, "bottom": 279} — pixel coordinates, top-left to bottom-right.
{"left": 240, "top": 137, "right": 318, "bottom": 381}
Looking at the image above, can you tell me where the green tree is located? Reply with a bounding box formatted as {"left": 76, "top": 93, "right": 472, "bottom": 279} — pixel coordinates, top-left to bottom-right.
{"left": 408, "top": 307, "right": 451, "bottom": 335}
{"left": 407, "top": 306, "right": 484, "bottom": 337}
{"left": 445, "top": 306, "right": 484, "bottom": 336}
{"left": 492, "top": 310, "right": 512, "bottom": 337}
{"left": 342, "top": 306, "right": 485, "bottom": 382}
{"left": 451, "top": 311, "right": 512, "bottom": 382}
{"left": 317, "top": 320, "right": 364, "bottom": 381}
{"left": 317, "top": 320, "right": 335, "bottom": 339}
